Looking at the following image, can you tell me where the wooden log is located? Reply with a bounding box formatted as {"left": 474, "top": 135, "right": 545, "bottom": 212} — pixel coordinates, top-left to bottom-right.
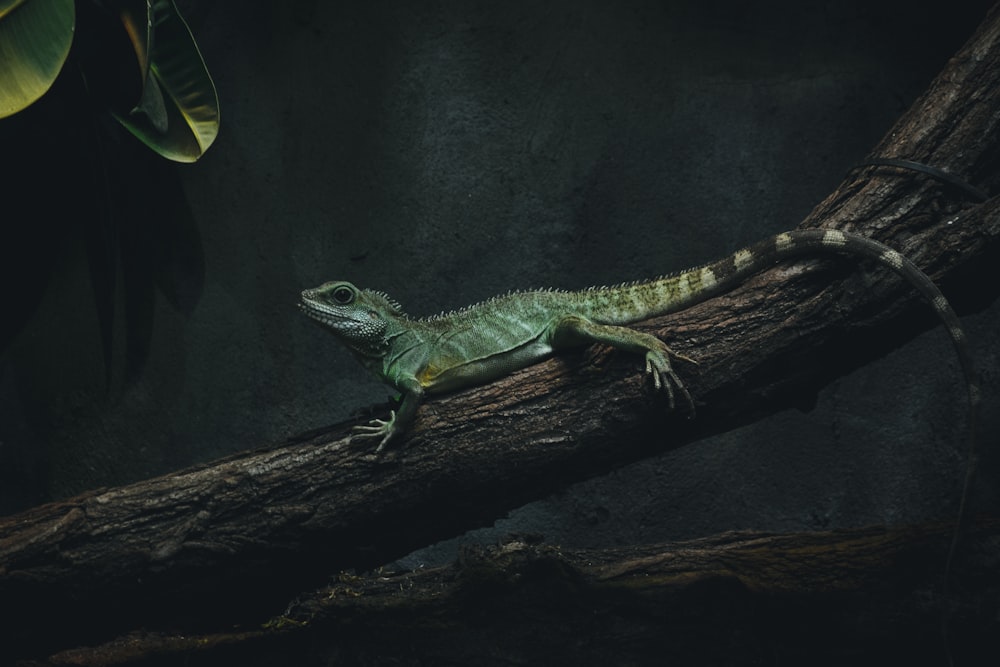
{"left": 3, "top": 2, "right": 1000, "bottom": 662}
{"left": 39, "top": 517, "right": 1000, "bottom": 667}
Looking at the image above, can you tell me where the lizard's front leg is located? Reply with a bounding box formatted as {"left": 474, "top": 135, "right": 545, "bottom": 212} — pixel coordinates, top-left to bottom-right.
{"left": 352, "top": 379, "right": 424, "bottom": 453}
{"left": 550, "top": 315, "right": 696, "bottom": 412}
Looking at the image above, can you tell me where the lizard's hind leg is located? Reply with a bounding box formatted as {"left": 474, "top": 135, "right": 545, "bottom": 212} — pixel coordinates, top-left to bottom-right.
{"left": 549, "top": 315, "right": 695, "bottom": 412}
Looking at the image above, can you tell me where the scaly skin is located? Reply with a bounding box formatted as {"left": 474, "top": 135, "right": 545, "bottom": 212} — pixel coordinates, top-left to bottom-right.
{"left": 300, "top": 229, "right": 978, "bottom": 452}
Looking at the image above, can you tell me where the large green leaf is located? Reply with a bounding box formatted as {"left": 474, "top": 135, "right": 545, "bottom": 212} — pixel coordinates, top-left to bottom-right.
{"left": 113, "top": 0, "right": 219, "bottom": 162}
{"left": 0, "top": 0, "right": 75, "bottom": 118}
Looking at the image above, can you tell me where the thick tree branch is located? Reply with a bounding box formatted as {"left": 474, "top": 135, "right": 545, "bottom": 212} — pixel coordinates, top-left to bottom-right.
{"left": 40, "top": 517, "right": 1000, "bottom": 667}
{"left": 3, "top": 3, "right": 1000, "bottom": 662}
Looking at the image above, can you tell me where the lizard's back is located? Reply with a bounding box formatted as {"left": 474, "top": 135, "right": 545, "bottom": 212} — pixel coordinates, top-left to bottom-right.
{"left": 409, "top": 290, "right": 572, "bottom": 393}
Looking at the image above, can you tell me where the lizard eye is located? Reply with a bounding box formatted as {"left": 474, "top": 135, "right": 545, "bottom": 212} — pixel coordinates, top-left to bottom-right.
{"left": 332, "top": 286, "right": 355, "bottom": 305}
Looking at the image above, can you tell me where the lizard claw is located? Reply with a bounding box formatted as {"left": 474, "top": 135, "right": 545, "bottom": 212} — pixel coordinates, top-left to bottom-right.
{"left": 351, "top": 410, "right": 398, "bottom": 453}
{"left": 645, "top": 348, "right": 695, "bottom": 416}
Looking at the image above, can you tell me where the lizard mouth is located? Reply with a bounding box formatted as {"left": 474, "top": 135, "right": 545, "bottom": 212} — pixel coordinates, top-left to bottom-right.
{"left": 298, "top": 300, "right": 350, "bottom": 327}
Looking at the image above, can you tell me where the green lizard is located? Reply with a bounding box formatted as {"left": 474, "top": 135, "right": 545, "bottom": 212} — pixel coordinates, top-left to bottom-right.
{"left": 300, "top": 228, "right": 978, "bottom": 453}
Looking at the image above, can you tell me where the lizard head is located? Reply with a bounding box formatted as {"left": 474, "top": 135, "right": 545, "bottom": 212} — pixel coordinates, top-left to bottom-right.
{"left": 299, "top": 281, "right": 404, "bottom": 355}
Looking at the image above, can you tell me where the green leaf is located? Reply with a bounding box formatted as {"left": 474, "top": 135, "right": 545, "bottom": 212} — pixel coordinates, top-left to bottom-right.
{"left": 114, "top": 0, "right": 219, "bottom": 162}
{"left": 0, "top": 0, "right": 75, "bottom": 118}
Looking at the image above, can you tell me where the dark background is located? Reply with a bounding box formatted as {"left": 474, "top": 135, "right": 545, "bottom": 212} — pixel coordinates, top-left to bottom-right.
{"left": 1, "top": 0, "right": 997, "bottom": 568}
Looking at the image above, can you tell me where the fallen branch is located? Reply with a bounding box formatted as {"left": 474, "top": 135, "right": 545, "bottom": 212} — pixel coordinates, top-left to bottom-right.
{"left": 41, "top": 517, "right": 1000, "bottom": 667}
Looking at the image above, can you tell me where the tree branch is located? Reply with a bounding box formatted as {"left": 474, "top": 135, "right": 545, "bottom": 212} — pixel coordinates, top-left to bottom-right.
{"left": 3, "top": 2, "right": 1000, "bottom": 662}
{"left": 40, "top": 517, "right": 1000, "bottom": 667}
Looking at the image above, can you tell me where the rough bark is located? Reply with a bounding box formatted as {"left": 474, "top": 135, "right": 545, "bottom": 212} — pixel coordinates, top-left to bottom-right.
{"left": 38, "top": 517, "right": 1000, "bottom": 667}
{"left": 3, "top": 2, "right": 1000, "bottom": 663}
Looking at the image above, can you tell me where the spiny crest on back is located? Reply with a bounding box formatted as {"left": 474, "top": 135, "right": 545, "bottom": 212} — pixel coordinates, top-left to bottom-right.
{"left": 410, "top": 275, "right": 685, "bottom": 323}
{"left": 583, "top": 268, "right": 698, "bottom": 292}
{"left": 417, "top": 286, "right": 569, "bottom": 322}
{"left": 408, "top": 270, "right": 702, "bottom": 325}
{"left": 363, "top": 289, "right": 406, "bottom": 317}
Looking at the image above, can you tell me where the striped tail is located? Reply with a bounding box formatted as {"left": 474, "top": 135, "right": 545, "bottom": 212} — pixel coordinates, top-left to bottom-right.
{"left": 579, "top": 228, "right": 978, "bottom": 408}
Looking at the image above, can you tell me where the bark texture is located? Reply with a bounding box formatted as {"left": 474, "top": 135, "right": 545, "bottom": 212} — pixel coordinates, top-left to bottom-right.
{"left": 3, "top": 3, "right": 1000, "bottom": 664}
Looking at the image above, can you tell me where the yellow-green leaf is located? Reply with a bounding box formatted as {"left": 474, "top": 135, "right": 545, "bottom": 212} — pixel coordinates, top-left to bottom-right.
{"left": 114, "top": 0, "right": 219, "bottom": 162}
{"left": 0, "top": 0, "right": 75, "bottom": 118}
